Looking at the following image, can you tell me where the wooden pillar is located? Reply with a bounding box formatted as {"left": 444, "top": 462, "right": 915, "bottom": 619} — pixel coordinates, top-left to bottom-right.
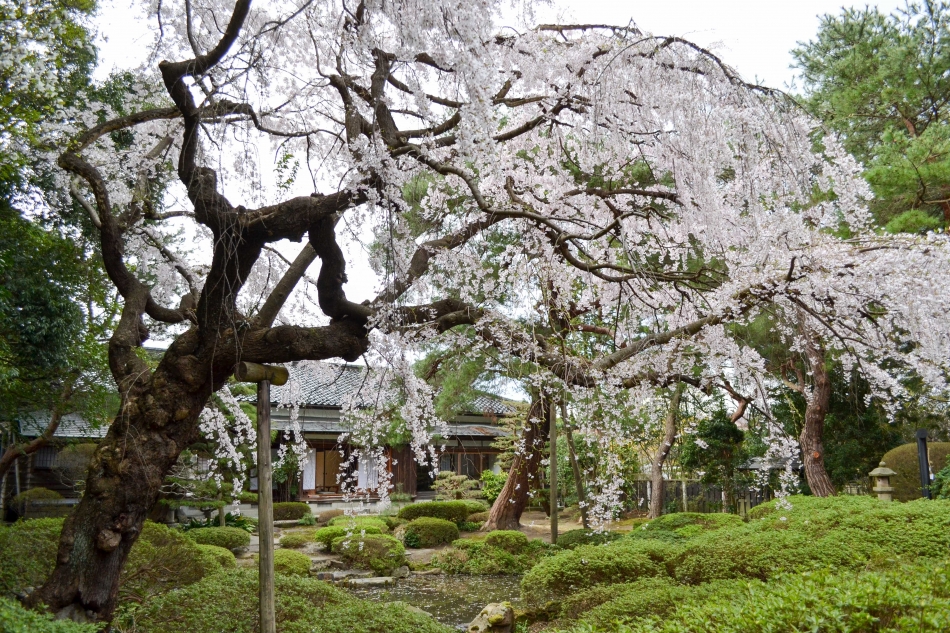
{"left": 549, "top": 399, "right": 558, "bottom": 544}
{"left": 257, "top": 380, "right": 276, "bottom": 633}
{"left": 234, "top": 361, "right": 287, "bottom": 633}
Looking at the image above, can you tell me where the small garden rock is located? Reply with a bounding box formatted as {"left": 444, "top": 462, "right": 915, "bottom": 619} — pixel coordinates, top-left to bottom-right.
{"left": 467, "top": 602, "right": 514, "bottom": 633}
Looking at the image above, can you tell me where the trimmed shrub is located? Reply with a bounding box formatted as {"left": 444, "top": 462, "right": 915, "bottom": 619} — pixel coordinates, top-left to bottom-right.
{"left": 11, "top": 486, "right": 62, "bottom": 506}
{"left": 111, "top": 569, "right": 453, "bottom": 633}
{"left": 121, "top": 522, "right": 223, "bottom": 603}
{"left": 479, "top": 470, "right": 507, "bottom": 505}
{"left": 520, "top": 539, "right": 677, "bottom": 610}
{"left": 280, "top": 532, "right": 310, "bottom": 549}
{"left": 273, "top": 549, "right": 312, "bottom": 576}
{"left": 559, "top": 576, "right": 690, "bottom": 623}
{"left": 317, "top": 508, "right": 344, "bottom": 523}
{"left": 881, "top": 442, "right": 950, "bottom": 501}
{"left": 0, "top": 518, "right": 63, "bottom": 595}
{"left": 673, "top": 495, "right": 950, "bottom": 586}
{"left": 197, "top": 544, "right": 237, "bottom": 570}
{"left": 404, "top": 517, "right": 459, "bottom": 548}
{"left": 0, "top": 597, "right": 98, "bottom": 633}
{"left": 556, "top": 529, "right": 623, "bottom": 550}
{"left": 381, "top": 516, "right": 407, "bottom": 531}
{"left": 468, "top": 511, "right": 488, "bottom": 523}
{"left": 484, "top": 530, "right": 528, "bottom": 554}
{"left": 458, "top": 521, "right": 483, "bottom": 532}
{"left": 314, "top": 525, "right": 383, "bottom": 549}
{"left": 397, "top": 501, "right": 470, "bottom": 524}
{"left": 186, "top": 526, "right": 251, "bottom": 551}
{"left": 273, "top": 502, "right": 312, "bottom": 521}
{"left": 432, "top": 538, "right": 551, "bottom": 576}
{"left": 332, "top": 534, "right": 406, "bottom": 576}
{"left": 609, "top": 563, "right": 950, "bottom": 633}
{"left": 327, "top": 515, "right": 389, "bottom": 532}
{"left": 459, "top": 499, "right": 489, "bottom": 514}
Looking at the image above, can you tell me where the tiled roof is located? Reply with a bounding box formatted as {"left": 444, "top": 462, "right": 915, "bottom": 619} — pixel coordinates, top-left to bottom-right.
{"left": 241, "top": 361, "right": 520, "bottom": 416}
{"left": 19, "top": 413, "right": 108, "bottom": 439}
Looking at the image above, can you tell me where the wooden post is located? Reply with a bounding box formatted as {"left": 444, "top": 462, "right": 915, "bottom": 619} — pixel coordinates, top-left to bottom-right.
{"left": 234, "top": 362, "right": 287, "bottom": 633}
{"left": 257, "top": 379, "right": 276, "bottom": 633}
{"left": 549, "top": 398, "right": 558, "bottom": 544}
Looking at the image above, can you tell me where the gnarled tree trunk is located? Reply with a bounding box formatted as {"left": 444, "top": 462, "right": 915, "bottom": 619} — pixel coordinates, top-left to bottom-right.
{"left": 648, "top": 385, "right": 684, "bottom": 519}
{"left": 801, "top": 335, "right": 836, "bottom": 497}
{"left": 483, "top": 395, "right": 548, "bottom": 531}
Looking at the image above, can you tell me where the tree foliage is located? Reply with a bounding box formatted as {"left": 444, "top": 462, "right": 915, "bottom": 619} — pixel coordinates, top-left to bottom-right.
{"left": 794, "top": 1, "right": 950, "bottom": 228}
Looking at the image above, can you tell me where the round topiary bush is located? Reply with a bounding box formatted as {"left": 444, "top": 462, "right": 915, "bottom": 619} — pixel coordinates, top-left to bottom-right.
{"left": 556, "top": 529, "right": 623, "bottom": 550}
{"left": 279, "top": 532, "right": 310, "bottom": 549}
{"left": 880, "top": 442, "right": 950, "bottom": 501}
{"left": 459, "top": 499, "right": 489, "bottom": 514}
{"left": 314, "top": 525, "right": 382, "bottom": 549}
{"left": 331, "top": 534, "right": 406, "bottom": 576}
{"left": 484, "top": 530, "right": 529, "bottom": 553}
{"left": 403, "top": 517, "right": 460, "bottom": 548}
{"left": 272, "top": 548, "right": 312, "bottom": 576}
{"left": 11, "top": 486, "right": 63, "bottom": 505}
{"left": 187, "top": 526, "right": 251, "bottom": 551}
{"left": 317, "top": 508, "right": 344, "bottom": 523}
{"left": 327, "top": 515, "right": 389, "bottom": 532}
{"left": 196, "top": 544, "right": 237, "bottom": 570}
{"left": 396, "top": 501, "right": 470, "bottom": 524}
{"left": 381, "top": 515, "right": 407, "bottom": 531}
{"left": 468, "top": 511, "right": 488, "bottom": 523}
{"left": 272, "top": 502, "right": 312, "bottom": 521}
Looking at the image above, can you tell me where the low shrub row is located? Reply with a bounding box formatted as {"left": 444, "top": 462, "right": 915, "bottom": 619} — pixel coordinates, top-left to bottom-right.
{"left": 314, "top": 525, "right": 383, "bottom": 549}
{"left": 273, "top": 502, "right": 312, "bottom": 521}
{"left": 397, "top": 500, "right": 483, "bottom": 525}
{"left": 331, "top": 534, "right": 406, "bottom": 576}
{"left": 431, "top": 534, "right": 550, "bottom": 575}
{"left": 551, "top": 562, "right": 950, "bottom": 632}
{"left": 327, "top": 515, "right": 389, "bottom": 533}
{"left": 186, "top": 526, "right": 251, "bottom": 551}
{"left": 522, "top": 496, "right": 950, "bottom": 615}
{"left": 403, "top": 517, "right": 459, "bottom": 548}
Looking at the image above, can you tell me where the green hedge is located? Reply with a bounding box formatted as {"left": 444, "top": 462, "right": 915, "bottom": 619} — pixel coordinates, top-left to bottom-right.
{"left": 0, "top": 597, "right": 98, "bottom": 633}
{"left": 317, "top": 509, "right": 344, "bottom": 523}
{"left": 111, "top": 569, "right": 452, "bottom": 633}
{"left": 404, "top": 517, "right": 459, "bottom": 548}
{"left": 313, "top": 525, "right": 382, "bottom": 549}
{"left": 521, "top": 539, "right": 674, "bottom": 611}
{"left": 331, "top": 534, "right": 406, "bottom": 576}
{"left": 431, "top": 537, "right": 551, "bottom": 575}
{"left": 280, "top": 532, "right": 310, "bottom": 549}
{"left": 525, "top": 496, "right": 950, "bottom": 617}
{"left": 484, "top": 530, "right": 528, "bottom": 554}
{"left": 327, "top": 515, "right": 389, "bottom": 532}
{"left": 458, "top": 499, "right": 489, "bottom": 514}
{"left": 10, "top": 487, "right": 62, "bottom": 506}
{"left": 186, "top": 526, "right": 251, "bottom": 550}
{"left": 397, "top": 501, "right": 470, "bottom": 524}
{"left": 196, "top": 544, "right": 237, "bottom": 570}
{"left": 558, "top": 576, "right": 693, "bottom": 625}
{"left": 881, "top": 442, "right": 950, "bottom": 501}
{"left": 556, "top": 529, "right": 623, "bottom": 550}
{"left": 273, "top": 502, "right": 312, "bottom": 521}
{"left": 273, "top": 549, "right": 312, "bottom": 576}
{"left": 0, "top": 518, "right": 63, "bottom": 596}
{"left": 562, "top": 563, "right": 950, "bottom": 633}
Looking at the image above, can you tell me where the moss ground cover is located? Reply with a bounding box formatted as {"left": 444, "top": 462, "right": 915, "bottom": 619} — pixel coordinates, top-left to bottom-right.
{"left": 527, "top": 496, "right": 950, "bottom": 629}
{"left": 112, "top": 570, "right": 452, "bottom": 633}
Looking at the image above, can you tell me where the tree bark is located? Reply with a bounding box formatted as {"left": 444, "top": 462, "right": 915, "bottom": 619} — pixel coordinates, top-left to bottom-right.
{"left": 561, "top": 401, "right": 589, "bottom": 529}
{"left": 648, "top": 385, "right": 684, "bottom": 519}
{"left": 483, "top": 395, "right": 548, "bottom": 531}
{"left": 800, "top": 335, "right": 836, "bottom": 497}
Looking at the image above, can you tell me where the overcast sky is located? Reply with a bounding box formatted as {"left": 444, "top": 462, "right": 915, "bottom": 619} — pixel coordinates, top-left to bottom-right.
{"left": 96, "top": 0, "right": 908, "bottom": 89}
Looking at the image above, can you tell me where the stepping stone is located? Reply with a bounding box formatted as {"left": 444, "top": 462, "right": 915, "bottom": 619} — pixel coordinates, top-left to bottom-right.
{"left": 344, "top": 576, "right": 394, "bottom": 586}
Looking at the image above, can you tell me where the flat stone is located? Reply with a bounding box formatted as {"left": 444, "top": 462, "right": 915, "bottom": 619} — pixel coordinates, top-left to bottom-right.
{"left": 315, "top": 569, "right": 373, "bottom": 581}
{"left": 412, "top": 568, "right": 443, "bottom": 576}
{"left": 344, "top": 576, "right": 394, "bottom": 586}
{"left": 392, "top": 565, "right": 410, "bottom": 579}
{"left": 328, "top": 559, "right": 347, "bottom": 569}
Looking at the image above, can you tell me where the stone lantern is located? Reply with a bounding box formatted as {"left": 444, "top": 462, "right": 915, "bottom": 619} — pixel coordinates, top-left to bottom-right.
{"left": 869, "top": 461, "right": 897, "bottom": 502}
